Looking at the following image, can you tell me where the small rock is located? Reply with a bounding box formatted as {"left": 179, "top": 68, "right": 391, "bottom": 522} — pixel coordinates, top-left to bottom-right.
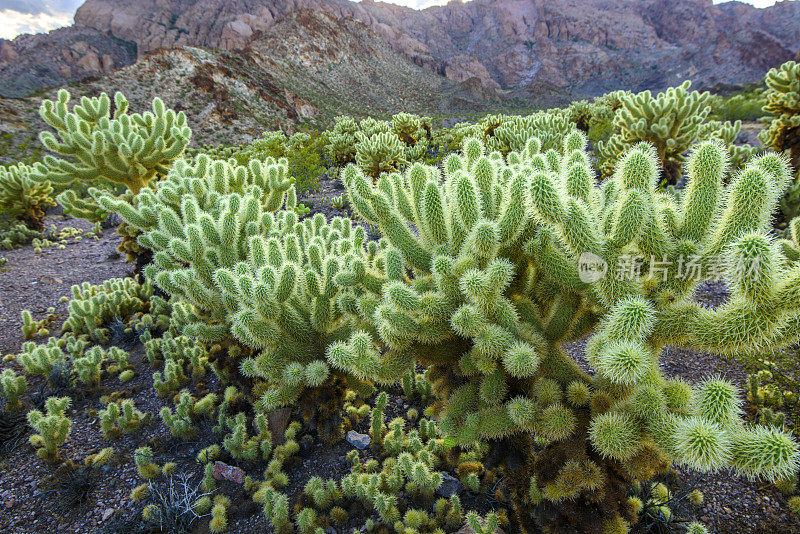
{"left": 346, "top": 430, "right": 371, "bottom": 450}
{"left": 212, "top": 461, "right": 245, "bottom": 484}
{"left": 102, "top": 508, "right": 115, "bottom": 521}
{"left": 5, "top": 499, "right": 14, "bottom": 509}
{"left": 437, "top": 472, "right": 462, "bottom": 498}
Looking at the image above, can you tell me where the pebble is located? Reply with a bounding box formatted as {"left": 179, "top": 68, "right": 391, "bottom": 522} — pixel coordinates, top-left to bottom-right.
{"left": 436, "top": 472, "right": 462, "bottom": 498}
{"left": 346, "top": 430, "right": 371, "bottom": 450}
{"left": 213, "top": 461, "right": 246, "bottom": 484}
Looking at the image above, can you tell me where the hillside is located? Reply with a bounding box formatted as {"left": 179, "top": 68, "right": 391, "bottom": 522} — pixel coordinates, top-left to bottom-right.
{"left": 0, "top": 10, "right": 518, "bottom": 161}
{"left": 1, "top": 0, "right": 798, "bottom": 100}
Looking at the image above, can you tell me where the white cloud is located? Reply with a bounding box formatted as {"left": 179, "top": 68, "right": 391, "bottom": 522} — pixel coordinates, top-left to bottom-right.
{"left": 713, "top": 0, "right": 777, "bottom": 7}
{"left": 0, "top": 9, "right": 74, "bottom": 39}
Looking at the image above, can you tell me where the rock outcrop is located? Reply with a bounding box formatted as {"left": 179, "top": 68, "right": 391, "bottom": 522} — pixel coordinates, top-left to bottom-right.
{"left": 0, "top": 9, "right": 493, "bottom": 157}
{"left": 2, "top": 0, "right": 799, "bottom": 98}
{"left": 0, "top": 27, "right": 137, "bottom": 98}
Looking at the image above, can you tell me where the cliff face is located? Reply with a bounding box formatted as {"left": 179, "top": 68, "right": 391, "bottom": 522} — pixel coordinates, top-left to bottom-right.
{"left": 2, "top": 0, "right": 799, "bottom": 98}
{"left": 0, "top": 27, "right": 137, "bottom": 98}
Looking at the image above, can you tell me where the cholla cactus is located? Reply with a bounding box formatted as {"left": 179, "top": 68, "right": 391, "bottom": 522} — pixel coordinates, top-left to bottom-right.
{"left": 130, "top": 195, "right": 381, "bottom": 416}
{"left": 97, "top": 156, "right": 295, "bottom": 337}
{"left": 21, "top": 308, "right": 55, "bottom": 339}
{"left": 338, "top": 134, "right": 800, "bottom": 530}
{"left": 325, "top": 116, "right": 360, "bottom": 166}
{"left": 0, "top": 369, "right": 27, "bottom": 409}
{"left": 73, "top": 345, "right": 106, "bottom": 386}
{"left": 27, "top": 396, "right": 71, "bottom": 462}
{"left": 222, "top": 411, "right": 270, "bottom": 460}
{"left": 99, "top": 398, "right": 149, "bottom": 438}
{"left": 326, "top": 115, "right": 433, "bottom": 178}
{"left": 370, "top": 391, "right": 388, "bottom": 446}
{"left": 61, "top": 277, "right": 153, "bottom": 343}
{"left": 17, "top": 339, "right": 71, "bottom": 377}
{"left": 761, "top": 61, "right": 800, "bottom": 171}
{"left": 146, "top": 332, "right": 207, "bottom": 388}
{"left": 33, "top": 90, "right": 191, "bottom": 195}
{"left": 597, "top": 81, "right": 711, "bottom": 183}
{"left": 490, "top": 112, "right": 576, "bottom": 155}
{"left": 134, "top": 446, "right": 159, "bottom": 479}
{"left": 0, "top": 223, "right": 42, "bottom": 250}
{"left": 0, "top": 163, "right": 54, "bottom": 230}
{"left": 160, "top": 390, "right": 197, "bottom": 438}
{"left": 210, "top": 495, "right": 230, "bottom": 533}
{"left": 696, "top": 119, "right": 754, "bottom": 169}
{"left": 355, "top": 131, "right": 408, "bottom": 179}
{"left": 392, "top": 113, "right": 432, "bottom": 147}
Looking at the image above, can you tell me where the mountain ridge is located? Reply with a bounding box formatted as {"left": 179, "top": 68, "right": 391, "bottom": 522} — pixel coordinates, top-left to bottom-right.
{"left": 1, "top": 0, "right": 799, "bottom": 99}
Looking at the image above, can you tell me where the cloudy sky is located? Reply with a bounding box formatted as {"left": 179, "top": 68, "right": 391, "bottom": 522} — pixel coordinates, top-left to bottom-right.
{"left": 0, "top": 0, "right": 781, "bottom": 41}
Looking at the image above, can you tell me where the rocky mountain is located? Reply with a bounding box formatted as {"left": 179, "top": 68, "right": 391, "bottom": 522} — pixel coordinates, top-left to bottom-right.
{"left": 1, "top": 0, "right": 799, "bottom": 101}
{"left": 5, "top": 0, "right": 797, "bottom": 97}
{"left": 0, "top": 9, "right": 517, "bottom": 162}
{"left": 0, "top": 26, "right": 136, "bottom": 98}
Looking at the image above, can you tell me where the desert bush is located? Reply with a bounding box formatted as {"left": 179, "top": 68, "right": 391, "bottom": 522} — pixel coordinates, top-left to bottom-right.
{"left": 708, "top": 87, "right": 767, "bottom": 122}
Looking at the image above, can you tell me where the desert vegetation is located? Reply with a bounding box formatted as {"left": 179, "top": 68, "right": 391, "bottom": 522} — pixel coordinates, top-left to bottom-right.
{"left": 1, "top": 61, "right": 800, "bottom": 534}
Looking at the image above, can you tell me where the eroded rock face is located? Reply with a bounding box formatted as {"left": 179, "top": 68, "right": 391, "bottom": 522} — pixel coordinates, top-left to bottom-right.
{"left": 0, "top": 27, "right": 137, "bottom": 97}
{"left": 4, "top": 0, "right": 800, "bottom": 97}
{"left": 70, "top": 0, "right": 800, "bottom": 92}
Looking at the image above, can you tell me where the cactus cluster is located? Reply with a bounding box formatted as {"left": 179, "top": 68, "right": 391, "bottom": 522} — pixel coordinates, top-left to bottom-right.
{"left": 160, "top": 390, "right": 211, "bottom": 438}
{"left": 21, "top": 308, "right": 56, "bottom": 339}
{"left": 253, "top": 395, "right": 467, "bottom": 534}
{"left": 0, "top": 223, "right": 42, "bottom": 250}
{"left": 99, "top": 398, "right": 149, "bottom": 438}
{"left": 488, "top": 112, "right": 576, "bottom": 155}
{"left": 22, "top": 73, "right": 799, "bottom": 532}
{"left": 597, "top": 81, "right": 752, "bottom": 184}
{"left": 17, "top": 336, "right": 81, "bottom": 377}
{"left": 0, "top": 369, "right": 27, "bottom": 410}
{"left": 60, "top": 277, "right": 155, "bottom": 343}
{"left": 103, "top": 153, "right": 382, "bottom": 423}
{"left": 89, "top": 115, "right": 800, "bottom": 531}
{"left": 0, "top": 163, "right": 54, "bottom": 230}
{"left": 325, "top": 114, "right": 433, "bottom": 178}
